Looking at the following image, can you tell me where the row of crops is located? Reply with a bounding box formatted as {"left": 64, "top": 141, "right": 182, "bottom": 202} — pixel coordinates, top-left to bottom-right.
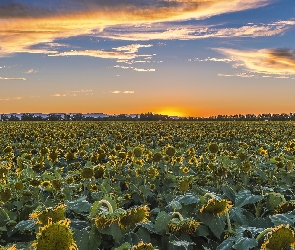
{"left": 0, "top": 121, "right": 295, "bottom": 250}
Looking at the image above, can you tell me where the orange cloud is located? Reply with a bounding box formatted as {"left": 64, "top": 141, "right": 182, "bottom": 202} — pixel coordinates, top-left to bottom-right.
{"left": 215, "top": 48, "right": 295, "bottom": 75}
{"left": 0, "top": 0, "right": 269, "bottom": 57}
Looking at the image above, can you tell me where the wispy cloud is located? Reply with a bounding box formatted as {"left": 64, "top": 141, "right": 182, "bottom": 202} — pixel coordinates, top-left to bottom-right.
{"left": 114, "top": 65, "right": 156, "bottom": 72}
{"left": 110, "top": 90, "right": 135, "bottom": 94}
{"left": 24, "top": 69, "right": 37, "bottom": 74}
{"left": 0, "top": 96, "right": 23, "bottom": 101}
{"left": 0, "top": 76, "right": 26, "bottom": 80}
{"left": 215, "top": 48, "right": 295, "bottom": 75}
{"left": 218, "top": 73, "right": 255, "bottom": 78}
{"left": 0, "top": 0, "right": 270, "bottom": 57}
{"left": 52, "top": 89, "right": 93, "bottom": 97}
{"left": 96, "top": 20, "right": 295, "bottom": 41}
{"left": 48, "top": 43, "right": 154, "bottom": 61}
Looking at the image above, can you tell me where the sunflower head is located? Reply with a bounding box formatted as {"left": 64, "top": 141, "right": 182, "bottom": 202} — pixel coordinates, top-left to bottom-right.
{"left": 166, "top": 146, "right": 176, "bottom": 157}
{"left": 261, "top": 224, "right": 295, "bottom": 250}
{"left": 33, "top": 219, "right": 77, "bottom": 250}
{"left": 0, "top": 188, "right": 12, "bottom": 203}
{"left": 153, "top": 152, "right": 162, "bottom": 163}
{"left": 119, "top": 205, "right": 150, "bottom": 229}
{"left": 200, "top": 199, "right": 232, "bottom": 217}
{"left": 132, "top": 241, "right": 155, "bottom": 250}
{"left": 146, "top": 167, "right": 159, "bottom": 179}
{"left": 94, "top": 165, "right": 105, "bottom": 178}
{"left": 94, "top": 208, "right": 126, "bottom": 228}
{"left": 208, "top": 143, "right": 219, "bottom": 154}
{"left": 81, "top": 167, "right": 94, "bottom": 179}
{"left": 273, "top": 202, "right": 295, "bottom": 215}
{"left": 30, "top": 204, "right": 67, "bottom": 225}
{"left": 168, "top": 217, "right": 201, "bottom": 234}
{"left": 133, "top": 147, "right": 143, "bottom": 158}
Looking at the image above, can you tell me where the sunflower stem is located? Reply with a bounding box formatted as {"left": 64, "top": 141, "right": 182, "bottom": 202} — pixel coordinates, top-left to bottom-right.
{"left": 226, "top": 211, "right": 233, "bottom": 233}
{"left": 256, "top": 228, "right": 273, "bottom": 241}
{"left": 204, "top": 193, "right": 215, "bottom": 199}
{"left": 172, "top": 212, "right": 184, "bottom": 221}
{"left": 99, "top": 199, "right": 113, "bottom": 213}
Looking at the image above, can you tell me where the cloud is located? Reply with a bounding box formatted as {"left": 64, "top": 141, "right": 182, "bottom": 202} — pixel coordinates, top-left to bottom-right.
{"left": 110, "top": 90, "right": 134, "bottom": 94}
{"left": 195, "top": 57, "right": 233, "bottom": 63}
{"left": 114, "top": 65, "right": 156, "bottom": 72}
{"left": 0, "top": 96, "right": 23, "bottom": 101}
{"left": 48, "top": 45, "right": 153, "bottom": 60}
{"left": 95, "top": 20, "right": 295, "bottom": 41}
{"left": 52, "top": 89, "right": 93, "bottom": 97}
{"left": 24, "top": 69, "right": 37, "bottom": 74}
{"left": 0, "top": 77, "right": 26, "bottom": 80}
{"left": 0, "top": 0, "right": 270, "bottom": 57}
{"left": 215, "top": 48, "right": 295, "bottom": 75}
{"left": 218, "top": 73, "right": 255, "bottom": 78}
{"left": 51, "top": 93, "right": 67, "bottom": 97}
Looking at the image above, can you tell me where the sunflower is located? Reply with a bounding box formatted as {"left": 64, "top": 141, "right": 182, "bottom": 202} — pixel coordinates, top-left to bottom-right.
{"left": 200, "top": 199, "right": 232, "bottom": 217}
{"left": 30, "top": 204, "right": 67, "bottom": 225}
{"left": 132, "top": 241, "right": 156, "bottom": 250}
{"left": 119, "top": 205, "right": 150, "bottom": 229}
{"left": 182, "top": 167, "right": 190, "bottom": 174}
{"left": 153, "top": 152, "right": 162, "bottom": 163}
{"left": 32, "top": 219, "right": 77, "bottom": 250}
{"left": 81, "top": 167, "right": 94, "bottom": 179}
{"left": 94, "top": 165, "right": 105, "bottom": 179}
{"left": 133, "top": 147, "right": 143, "bottom": 158}
{"left": 260, "top": 224, "right": 295, "bottom": 250}
{"left": 273, "top": 202, "right": 295, "bottom": 214}
{"left": 90, "top": 184, "right": 99, "bottom": 192}
{"left": 0, "top": 188, "right": 12, "bottom": 202}
{"left": 166, "top": 146, "right": 176, "bottom": 157}
{"left": 168, "top": 217, "right": 201, "bottom": 234}
{"left": 208, "top": 143, "right": 219, "bottom": 154}
{"left": 146, "top": 167, "right": 159, "bottom": 179}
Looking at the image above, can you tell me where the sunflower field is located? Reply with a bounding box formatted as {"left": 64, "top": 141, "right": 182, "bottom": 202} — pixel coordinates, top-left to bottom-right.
{"left": 0, "top": 121, "right": 295, "bottom": 250}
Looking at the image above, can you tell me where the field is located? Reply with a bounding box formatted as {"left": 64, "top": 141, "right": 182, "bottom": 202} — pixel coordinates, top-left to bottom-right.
{"left": 0, "top": 121, "right": 295, "bottom": 250}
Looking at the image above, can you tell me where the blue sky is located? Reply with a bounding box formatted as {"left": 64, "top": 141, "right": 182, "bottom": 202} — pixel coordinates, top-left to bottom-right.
{"left": 0, "top": 0, "right": 294, "bottom": 116}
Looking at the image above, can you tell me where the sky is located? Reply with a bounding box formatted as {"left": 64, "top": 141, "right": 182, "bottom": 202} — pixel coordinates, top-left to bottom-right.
{"left": 0, "top": 0, "right": 294, "bottom": 117}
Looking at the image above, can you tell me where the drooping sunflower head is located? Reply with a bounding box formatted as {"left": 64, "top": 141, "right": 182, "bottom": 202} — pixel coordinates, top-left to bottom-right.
{"left": 168, "top": 218, "right": 201, "bottom": 234}
{"left": 30, "top": 204, "right": 67, "bottom": 225}
{"left": 94, "top": 208, "right": 126, "bottom": 228}
{"left": 200, "top": 199, "right": 232, "bottom": 217}
{"left": 33, "top": 219, "right": 77, "bottom": 250}
{"left": 146, "top": 167, "right": 159, "bottom": 179}
{"left": 119, "top": 205, "right": 150, "bottom": 229}
{"left": 261, "top": 224, "right": 295, "bottom": 250}
{"left": 273, "top": 202, "right": 295, "bottom": 215}
{"left": 132, "top": 241, "right": 156, "bottom": 250}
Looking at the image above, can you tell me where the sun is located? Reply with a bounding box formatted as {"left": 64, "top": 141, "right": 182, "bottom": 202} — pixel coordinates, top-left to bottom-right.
{"left": 156, "top": 108, "right": 186, "bottom": 117}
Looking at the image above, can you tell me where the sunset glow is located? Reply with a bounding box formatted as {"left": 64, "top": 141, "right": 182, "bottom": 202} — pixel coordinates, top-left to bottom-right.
{"left": 0, "top": 0, "right": 294, "bottom": 116}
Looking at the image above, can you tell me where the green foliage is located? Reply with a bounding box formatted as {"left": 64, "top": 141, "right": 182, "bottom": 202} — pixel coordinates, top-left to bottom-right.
{"left": 0, "top": 121, "right": 295, "bottom": 249}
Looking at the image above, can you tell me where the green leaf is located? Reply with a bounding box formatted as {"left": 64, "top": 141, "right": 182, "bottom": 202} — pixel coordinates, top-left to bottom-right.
{"left": 217, "top": 238, "right": 235, "bottom": 250}
{"left": 266, "top": 194, "right": 283, "bottom": 211}
{"left": 66, "top": 196, "right": 91, "bottom": 213}
{"left": 233, "top": 237, "right": 258, "bottom": 250}
{"left": 196, "top": 224, "right": 210, "bottom": 237}
{"left": 253, "top": 167, "right": 268, "bottom": 181}
{"left": 73, "top": 228, "right": 90, "bottom": 250}
{"left": 269, "top": 214, "right": 295, "bottom": 226}
{"left": 235, "top": 190, "right": 263, "bottom": 208}
{"left": 231, "top": 207, "right": 248, "bottom": 226}
{"left": 174, "top": 193, "right": 200, "bottom": 205}
{"left": 198, "top": 212, "right": 226, "bottom": 238}
{"left": 0, "top": 207, "right": 10, "bottom": 227}
{"left": 169, "top": 200, "right": 182, "bottom": 210}
{"left": 250, "top": 217, "right": 273, "bottom": 228}
{"left": 115, "top": 242, "right": 131, "bottom": 250}
{"left": 170, "top": 240, "right": 195, "bottom": 248}
{"left": 136, "top": 227, "right": 151, "bottom": 243}
{"left": 90, "top": 200, "right": 101, "bottom": 218}
{"left": 222, "top": 185, "right": 236, "bottom": 202}
{"left": 15, "top": 220, "right": 35, "bottom": 232}
{"left": 154, "top": 211, "right": 171, "bottom": 233}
